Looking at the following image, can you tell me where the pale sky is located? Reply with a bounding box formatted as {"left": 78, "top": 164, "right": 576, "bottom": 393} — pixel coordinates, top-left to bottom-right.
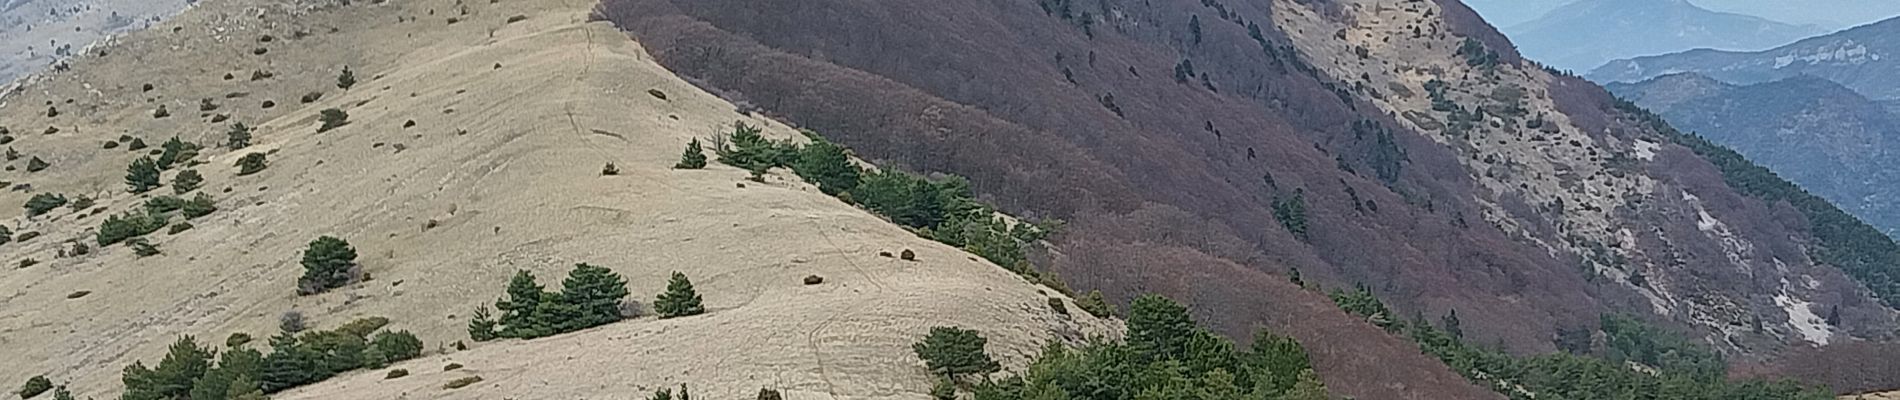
{"left": 1466, "top": 0, "right": 1900, "bottom": 31}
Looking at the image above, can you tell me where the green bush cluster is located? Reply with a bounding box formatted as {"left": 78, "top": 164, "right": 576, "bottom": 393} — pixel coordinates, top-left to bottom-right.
{"left": 469, "top": 264, "right": 630, "bottom": 340}
{"left": 254, "top": 318, "right": 422, "bottom": 393}
{"left": 674, "top": 138, "right": 708, "bottom": 169}
{"left": 17, "top": 375, "right": 51, "bottom": 399}
{"left": 1271, "top": 193, "right": 1309, "bottom": 241}
{"left": 156, "top": 137, "right": 201, "bottom": 170}
{"left": 317, "top": 109, "right": 349, "bottom": 133}
{"left": 913, "top": 327, "right": 1001, "bottom": 381}
{"left": 1328, "top": 286, "right": 1824, "bottom": 400}
{"left": 97, "top": 210, "right": 169, "bottom": 246}
{"left": 236, "top": 153, "right": 268, "bottom": 175}
{"left": 954, "top": 295, "right": 1329, "bottom": 400}
{"left": 701, "top": 123, "right": 1054, "bottom": 279}
{"left": 173, "top": 169, "right": 205, "bottom": 194}
{"left": 24, "top": 193, "right": 68, "bottom": 216}
{"left": 126, "top": 156, "right": 162, "bottom": 193}
{"left": 118, "top": 335, "right": 266, "bottom": 400}
{"left": 227, "top": 123, "right": 253, "bottom": 149}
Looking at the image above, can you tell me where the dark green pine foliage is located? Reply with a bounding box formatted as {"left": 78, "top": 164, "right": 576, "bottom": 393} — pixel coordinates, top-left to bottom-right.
{"left": 559, "top": 263, "right": 630, "bottom": 330}
{"left": 467, "top": 306, "right": 500, "bottom": 342}
{"left": 1330, "top": 285, "right": 1826, "bottom": 400}
{"left": 317, "top": 109, "right": 349, "bottom": 133}
{"left": 965, "top": 294, "right": 1328, "bottom": 400}
{"left": 1272, "top": 192, "right": 1310, "bottom": 241}
{"left": 173, "top": 169, "right": 204, "bottom": 194}
{"left": 181, "top": 193, "right": 218, "bottom": 219}
{"left": 126, "top": 156, "right": 162, "bottom": 193}
{"left": 227, "top": 123, "right": 253, "bottom": 149}
{"left": 156, "top": 137, "right": 200, "bottom": 170}
{"left": 97, "top": 210, "right": 168, "bottom": 246}
{"left": 24, "top": 193, "right": 67, "bottom": 216}
{"left": 715, "top": 121, "right": 794, "bottom": 175}
{"left": 791, "top": 136, "right": 860, "bottom": 195}
{"left": 486, "top": 265, "right": 631, "bottom": 339}
{"left": 1127, "top": 294, "right": 1195, "bottom": 360}
{"left": 336, "top": 66, "right": 356, "bottom": 90}
{"left": 252, "top": 317, "right": 420, "bottom": 393}
{"left": 911, "top": 326, "right": 1001, "bottom": 381}
{"left": 654, "top": 271, "right": 705, "bottom": 318}
{"left": 495, "top": 270, "right": 553, "bottom": 338}
{"left": 362, "top": 330, "right": 424, "bottom": 368}
{"left": 297, "top": 236, "right": 358, "bottom": 295}
{"left": 121, "top": 336, "right": 215, "bottom": 400}
{"left": 848, "top": 170, "right": 974, "bottom": 230}
{"left": 236, "top": 153, "right": 268, "bottom": 175}
{"left": 17, "top": 376, "right": 51, "bottom": 399}
{"left": 674, "top": 138, "right": 708, "bottom": 169}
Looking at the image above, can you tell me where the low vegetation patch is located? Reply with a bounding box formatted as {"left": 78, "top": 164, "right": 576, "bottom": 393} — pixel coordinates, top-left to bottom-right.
{"left": 298, "top": 236, "right": 360, "bottom": 295}
{"left": 1325, "top": 284, "right": 1825, "bottom": 400}
{"left": 468, "top": 264, "right": 631, "bottom": 340}
{"left": 925, "top": 295, "right": 1331, "bottom": 400}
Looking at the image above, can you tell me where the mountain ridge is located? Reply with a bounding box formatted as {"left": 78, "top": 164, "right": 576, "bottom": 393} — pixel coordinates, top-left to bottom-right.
{"left": 1507, "top": 0, "right": 1825, "bottom": 72}
{"left": 1591, "top": 16, "right": 1900, "bottom": 101}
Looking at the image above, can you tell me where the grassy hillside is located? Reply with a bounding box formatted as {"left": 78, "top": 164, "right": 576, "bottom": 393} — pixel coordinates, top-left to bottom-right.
{"left": 0, "top": 0, "right": 1116, "bottom": 398}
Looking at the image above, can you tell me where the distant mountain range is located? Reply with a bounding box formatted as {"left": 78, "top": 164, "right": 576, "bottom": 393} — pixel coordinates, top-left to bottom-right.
{"left": 1505, "top": 0, "right": 1825, "bottom": 72}
{"left": 1608, "top": 73, "right": 1900, "bottom": 238}
{"left": 1592, "top": 16, "right": 1900, "bottom": 102}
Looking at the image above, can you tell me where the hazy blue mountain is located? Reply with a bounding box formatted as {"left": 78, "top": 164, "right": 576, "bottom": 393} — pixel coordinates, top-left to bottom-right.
{"left": 1462, "top": 0, "right": 1572, "bottom": 29}
{"left": 1592, "top": 16, "right": 1900, "bottom": 102}
{"left": 1506, "top": 0, "right": 1825, "bottom": 72}
{"left": 1609, "top": 73, "right": 1900, "bottom": 238}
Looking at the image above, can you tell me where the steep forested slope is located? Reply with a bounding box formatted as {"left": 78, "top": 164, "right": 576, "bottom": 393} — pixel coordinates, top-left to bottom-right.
{"left": 603, "top": 0, "right": 1900, "bottom": 395}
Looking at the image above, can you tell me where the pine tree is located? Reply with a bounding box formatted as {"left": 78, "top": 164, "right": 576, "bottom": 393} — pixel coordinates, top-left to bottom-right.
{"left": 1128, "top": 295, "right": 1195, "bottom": 361}
{"left": 227, "top": 123, "right": 253, "bottom": 149}
{"left": 126, "top": 156, "right": 162, "bottom": 193}
{"left": 495, "top": 270, "right": 550, "bottom": 338}
{"left": 297, "top": 236, "right": 358, "bottom": 294}
{"left": 336, "top": 66, "right": 357, "bottom": 90}
{"left": 122, "top": 336, "right": 215, "bottom": 400}
{"left": 156, "top": 137, "right": 199, "bottom": 170}
{"left": 24, "top": 193, "right": 67, "bottom": 216}
{"left": 467, "top": 306, "right": 499, "bottom": 341}
{"left": 317, "top": 109, "right": 349, "bottom": 132}
{"left": 50, "top": 385, "right": 73, "bottom": 400}
{"left": 654, "top": 271, "right": 705, "bottom": 318}
{"left": 792, "top": 137, "right": 860, "bottom": 195}
{"left": 559, "top": 263, "right": 629, "bottom": 328}
{"left": 182, "top": 193, "right": 218, "bottom": 219}
{"left": 911, "top": 326, "right": 1000, "bottom": 381}
{"left": 649, "top": 387, "right": 674, "bottom": 400}
{"left": 1275, "top": 370, "right": 1329, "bottom": 400}
{"left": 130, "top": 238, "right": 161, "bottom": 257}
{"left": 17, "top": 376, "right": 51, "bottom": 399}
{"left": 236, "top": 153, "right": 268, "bottom": 175}
{"left": 675, "top": 138, "right": 708, "bottom": 169}
{"left": 259, "top": 332, "right": 319, "bottom": 392}
{"left": 1441, "top": 309, "right": 1464, "bottom": 340}
{"left": 173, "top": 169, "right": 205, "bottom": 194}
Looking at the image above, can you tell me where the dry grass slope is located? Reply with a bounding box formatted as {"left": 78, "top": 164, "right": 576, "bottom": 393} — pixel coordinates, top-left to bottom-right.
{"left": 0, "top": 0, "right": 1113, "bottom": 398}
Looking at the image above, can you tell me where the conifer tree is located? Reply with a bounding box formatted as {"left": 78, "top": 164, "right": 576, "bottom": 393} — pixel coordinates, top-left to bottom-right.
{"left": 297, "top": 236, "right": 358, "bottom": 294}
{"left": 560, "top": 263, "right": 629, "bottom": 328}
{"left": 912, "top": 326, "right": 1000, "bottom": 381}
{"left": 654, "top": 271, "right": 705, "bottom": 318}
{"left": 337, "top": 66, "right": 357, "bottom": 90}
{"left": 156, "top": 137, "right": 199, "bottom": 170}
{"left": 1128, "top": 295, "right": 1195, "bottom": 361}
{"left": 17, "top": 376, "right": 51, "bottom": 399}
{"left": 467, "top": 306, "right": 499, "bottom": 342}
{"left": 675, "top": 138, "right": 707, "bottom": 169}
{"left": 495, "top": 270, "right": 550, "bottom": 338}
{"left": 236, "top": 153, "right": 268, "bottom": 175}
{"left": 121, "top": 336, "right": 215, "bottom": 400}
{"left": 317, "top": 109, "right": 349, "bottom": 133}
{"left": 173, "top": 169, "right": 204, "bottom": 194}
{"left": 792, "top": 137, "right": 860, "bottom": 195}
{"left": 126, "top": 156, "right": 162, "bottom": 193}
{"left": 227, "top": 123, "right": 253, "bottom": 149}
